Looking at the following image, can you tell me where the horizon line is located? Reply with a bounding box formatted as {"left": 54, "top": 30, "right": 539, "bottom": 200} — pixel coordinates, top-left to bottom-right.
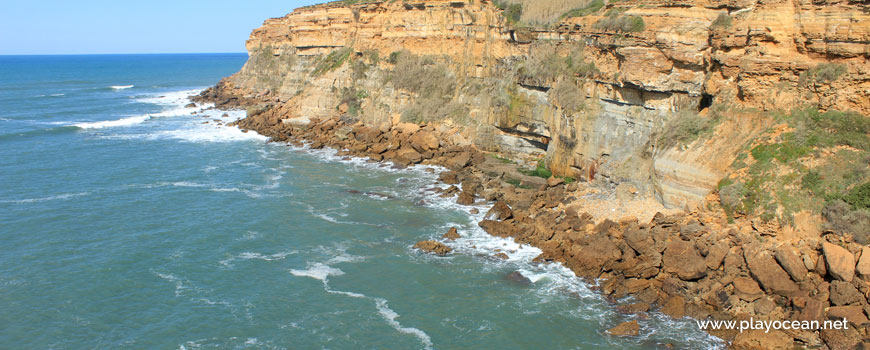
{"left": 0, "top": 52, "right": 248, "bottom": 57}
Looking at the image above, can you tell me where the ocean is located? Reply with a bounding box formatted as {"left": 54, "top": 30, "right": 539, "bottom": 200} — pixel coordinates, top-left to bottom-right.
{"left": 0, "top": 54, "right": 722, "bottom": 349}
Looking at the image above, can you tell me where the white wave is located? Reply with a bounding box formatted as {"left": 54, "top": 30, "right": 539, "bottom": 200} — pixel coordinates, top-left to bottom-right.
{"left": 291, "top": 257, "right": 433, "bottom": 350}
{"left": 74, "top": 115, "right": 151, "bottom": 129}
{"left": 110, "top": 85, "right": 134, "bottom": 90}
{"left": 0, "top": 118, "right": 9, "bottom": 121}
{"left": 152, "top": 271, "right": 190, "bottom": 297}
{"left": 1, "top": 192, "right": 90, "bottom": 204}
{"left": 155, "top": 124, "right": 267, "bottom": 143}
{"left": 289, "top": 263, "right": 345, "bottom": 281}
{"left": 220, "top": 250, "right": 297, "bottom": 267}
{"left": 375, "top": 298, "right": 434, "bottom": 349}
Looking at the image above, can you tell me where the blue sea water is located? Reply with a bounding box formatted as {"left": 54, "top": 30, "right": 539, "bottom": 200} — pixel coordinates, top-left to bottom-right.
{"left": 0, "top": 54, "right": 723, "bottom": 349}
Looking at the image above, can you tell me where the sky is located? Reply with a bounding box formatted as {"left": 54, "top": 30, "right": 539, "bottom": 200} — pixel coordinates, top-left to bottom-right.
{"left": 0, "top": 0, "right": 323, "bottom": 55}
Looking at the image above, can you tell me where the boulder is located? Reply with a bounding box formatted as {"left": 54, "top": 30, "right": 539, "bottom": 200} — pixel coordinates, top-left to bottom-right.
{"left": 409, "top": 131, "right": 440, "bottom": 151}
{"left": 485, "top": 201, "right": 513, "bottom": 221}
{"left": 732, "top": 277, "right": 764, "bottom": 301}
{"left": 774, "top": 246, "right": 809, "bottom": 282}
{"left": 660, "top": 295, "right": 686, "bottom": 318}
{"left": 478, "top": 220, "right": 517, "bottom": 238}
{"left": 438, "top": 171, "right": 459, "bottom": 185}
{"left": 820, "top": 327, "right": 862, "bottom": 350}
{"left": 855, "top": 246, "right": 870, "bottom": 280}
{"left": 546, "top": 176, "right": 564, "bottom": 187}
{"left": 794, "top": 296, "right": 826, "bottom": 322}
{"left": 493, "top": 252, "right": 509, "bottom": 260}
{"left": 732, "top": 329, "right": 793, "bottom": 350}
{"left": 396, "top": 122, "right": 420, "bottom": 134}
{"left": 829, "top": 280, "right": 863, "bottom": 306}
{"left": 822, "top": 242, "right": 855, "bottom": 282}
{"left": 607, "top": 320, "right": 639, "bottom": 337}
{"left": 395, "top": 148, "right": 423, "bottom": 165}
{"left": 413, "top": 240, "right": 452, "bottom": 255}
{"left": 745, "top": 249, "right": 799, "bottom": 296}
{"left": 456, "top": 191, "right": 474, "bottom": 205}
{"left": 442, "top": 227, "right": 460, "bottom": 240}
{"left": 662, "top": 240, "right": 707, "bottom": 281}
{"left": 504, "top": 271, "right": 532, "bottom": 285}
{"left": 827, "top": 305, "right": 869, "bottom": 327}
{"left": 445, "top": 152, "right": 471, "bottom": 170}
{"left": 567, "top": 234, "right": 622, "bottom": 278}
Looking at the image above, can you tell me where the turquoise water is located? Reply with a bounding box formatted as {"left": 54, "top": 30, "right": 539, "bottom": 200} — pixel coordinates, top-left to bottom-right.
{"left": 0, "top": 54, "right": 722, "bottom": 349}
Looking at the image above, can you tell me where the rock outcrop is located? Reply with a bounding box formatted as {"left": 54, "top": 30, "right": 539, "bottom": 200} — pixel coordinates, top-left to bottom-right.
{"left": 197, "top": 0, "right": 869, "bottom": 211}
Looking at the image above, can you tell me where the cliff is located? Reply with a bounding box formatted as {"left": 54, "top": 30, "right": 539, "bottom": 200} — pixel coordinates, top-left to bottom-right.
{"left": 200, "top": 0, "right": 867, "bottom": 219}
{"left": 197, "top": 0, "right": 870, "bottom": 347}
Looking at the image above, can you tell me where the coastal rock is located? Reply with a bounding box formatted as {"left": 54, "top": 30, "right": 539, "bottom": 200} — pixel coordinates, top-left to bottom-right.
{"left": 829, "top": 281, "right": 863, "bottom": 306}
{"left": 607, "top": 320, "right": 639, "bottom": 337}
{"left": 546, "top": 177, "right": 564, "bottom": 187}
{"left": 732, "top": 329, "right": 792, "bottom": 350}
{"left": 395, "top": 148, "right": 423, "bottom": 165}
{"left": 409, "top": 131, "right": 439, "bottom": 151}
{"left": 445, "top": 152, "right": 471, "bottom": 170}
{"left": 493, "top": 252, "right": 509, "bottom": 260}
{"left": 732, "top": 277, "right": 764, "bottom": 301}
{"left": 504, "top": 271, "right": 532, "bottom": 285}
{"left": 662, "top": 240, "right": 707, "bottom": 281}
{"left": 442, "top": 227, "right": 460, "bottom": 241}
{"left": 568, "top": 234, "right": 621, "bottom": 279}
{"left": 827, "top": 305, "right": 869, "bottom": 327}
{"left": 438, "top": 171, "right": 459, "bottom": 185}
{"left": 855, "top": 247, "right": 870, "bottom": 280}
{"left": 485, "top": 201, "right": 513, "bottom": 221}
{"left": 822, "top": 242, "right": 855, "bottom": 282}
{"left": 478, "top": 220, "right": 516, "bottom": 238}
{"left": 413, "top": 240, "right": 452, "bottom": 255}
{"left": 456, "top": 191, "right": 474, "bottom": 205}
{"left": 745, "top": 249, "right": 799, "bottom": 296}
{"left": 774, "top": 246, "right": 808, "bottom": 282}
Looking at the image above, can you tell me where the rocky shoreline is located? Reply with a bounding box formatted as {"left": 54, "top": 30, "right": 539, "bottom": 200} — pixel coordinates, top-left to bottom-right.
{"left": 222, "top": 106, "right": 870, "bottom": 349}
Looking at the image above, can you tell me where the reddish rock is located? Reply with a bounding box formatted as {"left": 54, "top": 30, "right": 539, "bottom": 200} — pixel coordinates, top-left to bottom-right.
{"left": 438, "top": 171, "right": 459, "bottom": 184}
{"left": 478, "top": 220, "right": 516, "bottom": 238}
{"left": 732, "top": 329, "right": 792, "bottom": 350}
{"left": 409, "top": 131, "right": 440, "bottom": 151}
{"left": 822, "top": 242, "right": 855, "bottom": 282}
{"left": 855, "top": 246, "right": 870, "bottom": 280}
{"left": 774, "top": 246, "right": 809, "bottom": 282}
{"left": 607, "top": 320, "right": 639, "bottom": 336}
{"left": 485, "top": 201, "right": 513, "bottom": 221}
{"left": 442, "top": 227, "right": 460, "bottom": 240}
{"left": 661, "top": 295, "right": 686, "bottom": 318}
{"left": 456, "top": 191, "right": 474, "bottom": 205}
{"left": 827, "top": 305, "right": 869, "bottom": 327}
{"left": 396, "top": 148, "right": 423, "bottom": 165}
{"left": 567, "top": 234, "right": 622, "bottom": 279}
{"left": 413, "top": 240, "right": 452, "bottom": 255}
{"left": 732, "top": 277, "right": 764, "bottom": 301}
{"left": 493, "top": 252, "right": 509, "bottom": 260}
{"left": 745, "top": 249, "right": 799, "bottom": 296}
{"left": 829, "top": 281, "right": 863, "bottom": 306}
{"left": 546, "top": 176, "right": 564, "bottom": 187}
{"left": 445, "top": 152, "right": 471, "bottom": 170}
{"left": 662, "top": 240, "right": 707, "bottom": 281}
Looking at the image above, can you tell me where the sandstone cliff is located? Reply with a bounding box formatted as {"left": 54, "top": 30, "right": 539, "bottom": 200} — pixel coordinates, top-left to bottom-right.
{"left": 199, "top": 0, "right": 868, "bottom": 228}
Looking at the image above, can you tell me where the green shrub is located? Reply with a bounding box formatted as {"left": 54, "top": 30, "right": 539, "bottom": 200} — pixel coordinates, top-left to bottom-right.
{"left": 800, "top": 63, "right": 847, "bottom": 85}
{"left": 844, "top": 182, "right": 870, "bottom": 210}
{"left": 519, "top": 160, "right": 553, "bottom": 178}
{"left": 551, "top": 78, "right": 586, "bottom": 114}
{"left": 562, "top": 0, "right": 604, "bottom": 18}
{"left": 311, "top": 47, "right": 353, "bottom": 76}
{"left": 519, "top": 42, "right": 598, "bottom": 83}
{"left": 710, "top": 13, "right": 732, "bottom": 29}
{"left": 823, "top": 200, "right": 870, "bottom": 243}
{"left": 657, "top": 110, "right": 721, "bottom": 148}
{"left": 337, "top": 87, "right": 368, "bottom": 117}
{"left": 595, "top": 12, "right": 645, "bottom": 32}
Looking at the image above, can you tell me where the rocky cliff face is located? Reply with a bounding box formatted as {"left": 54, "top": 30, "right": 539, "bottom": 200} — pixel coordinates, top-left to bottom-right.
{"left": 200, "top": 0, "right": 868, "bottom": 211}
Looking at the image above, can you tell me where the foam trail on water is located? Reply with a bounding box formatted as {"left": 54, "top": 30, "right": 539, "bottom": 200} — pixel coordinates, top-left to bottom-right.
{"left": 110, "top": 85, "right": 134, "bottom": 90}
{"left": 74, "top": 115, "right": 151, "bottom": 129}
{"left": 1, "top": 192, "right": 91, "bottom": 204}
{"left": 290, "top": 259, "right": 433, "bottom": 350}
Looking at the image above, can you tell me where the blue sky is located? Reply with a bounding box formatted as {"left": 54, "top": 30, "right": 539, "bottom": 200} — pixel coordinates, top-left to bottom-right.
{"left": 0, "top": 0, "right": 322, "bottom": 55}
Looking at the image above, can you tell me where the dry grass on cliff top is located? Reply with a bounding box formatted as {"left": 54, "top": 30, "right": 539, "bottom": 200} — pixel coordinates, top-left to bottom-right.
{"left": 498, "top": 0, "right": 600, "bottom": 26}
